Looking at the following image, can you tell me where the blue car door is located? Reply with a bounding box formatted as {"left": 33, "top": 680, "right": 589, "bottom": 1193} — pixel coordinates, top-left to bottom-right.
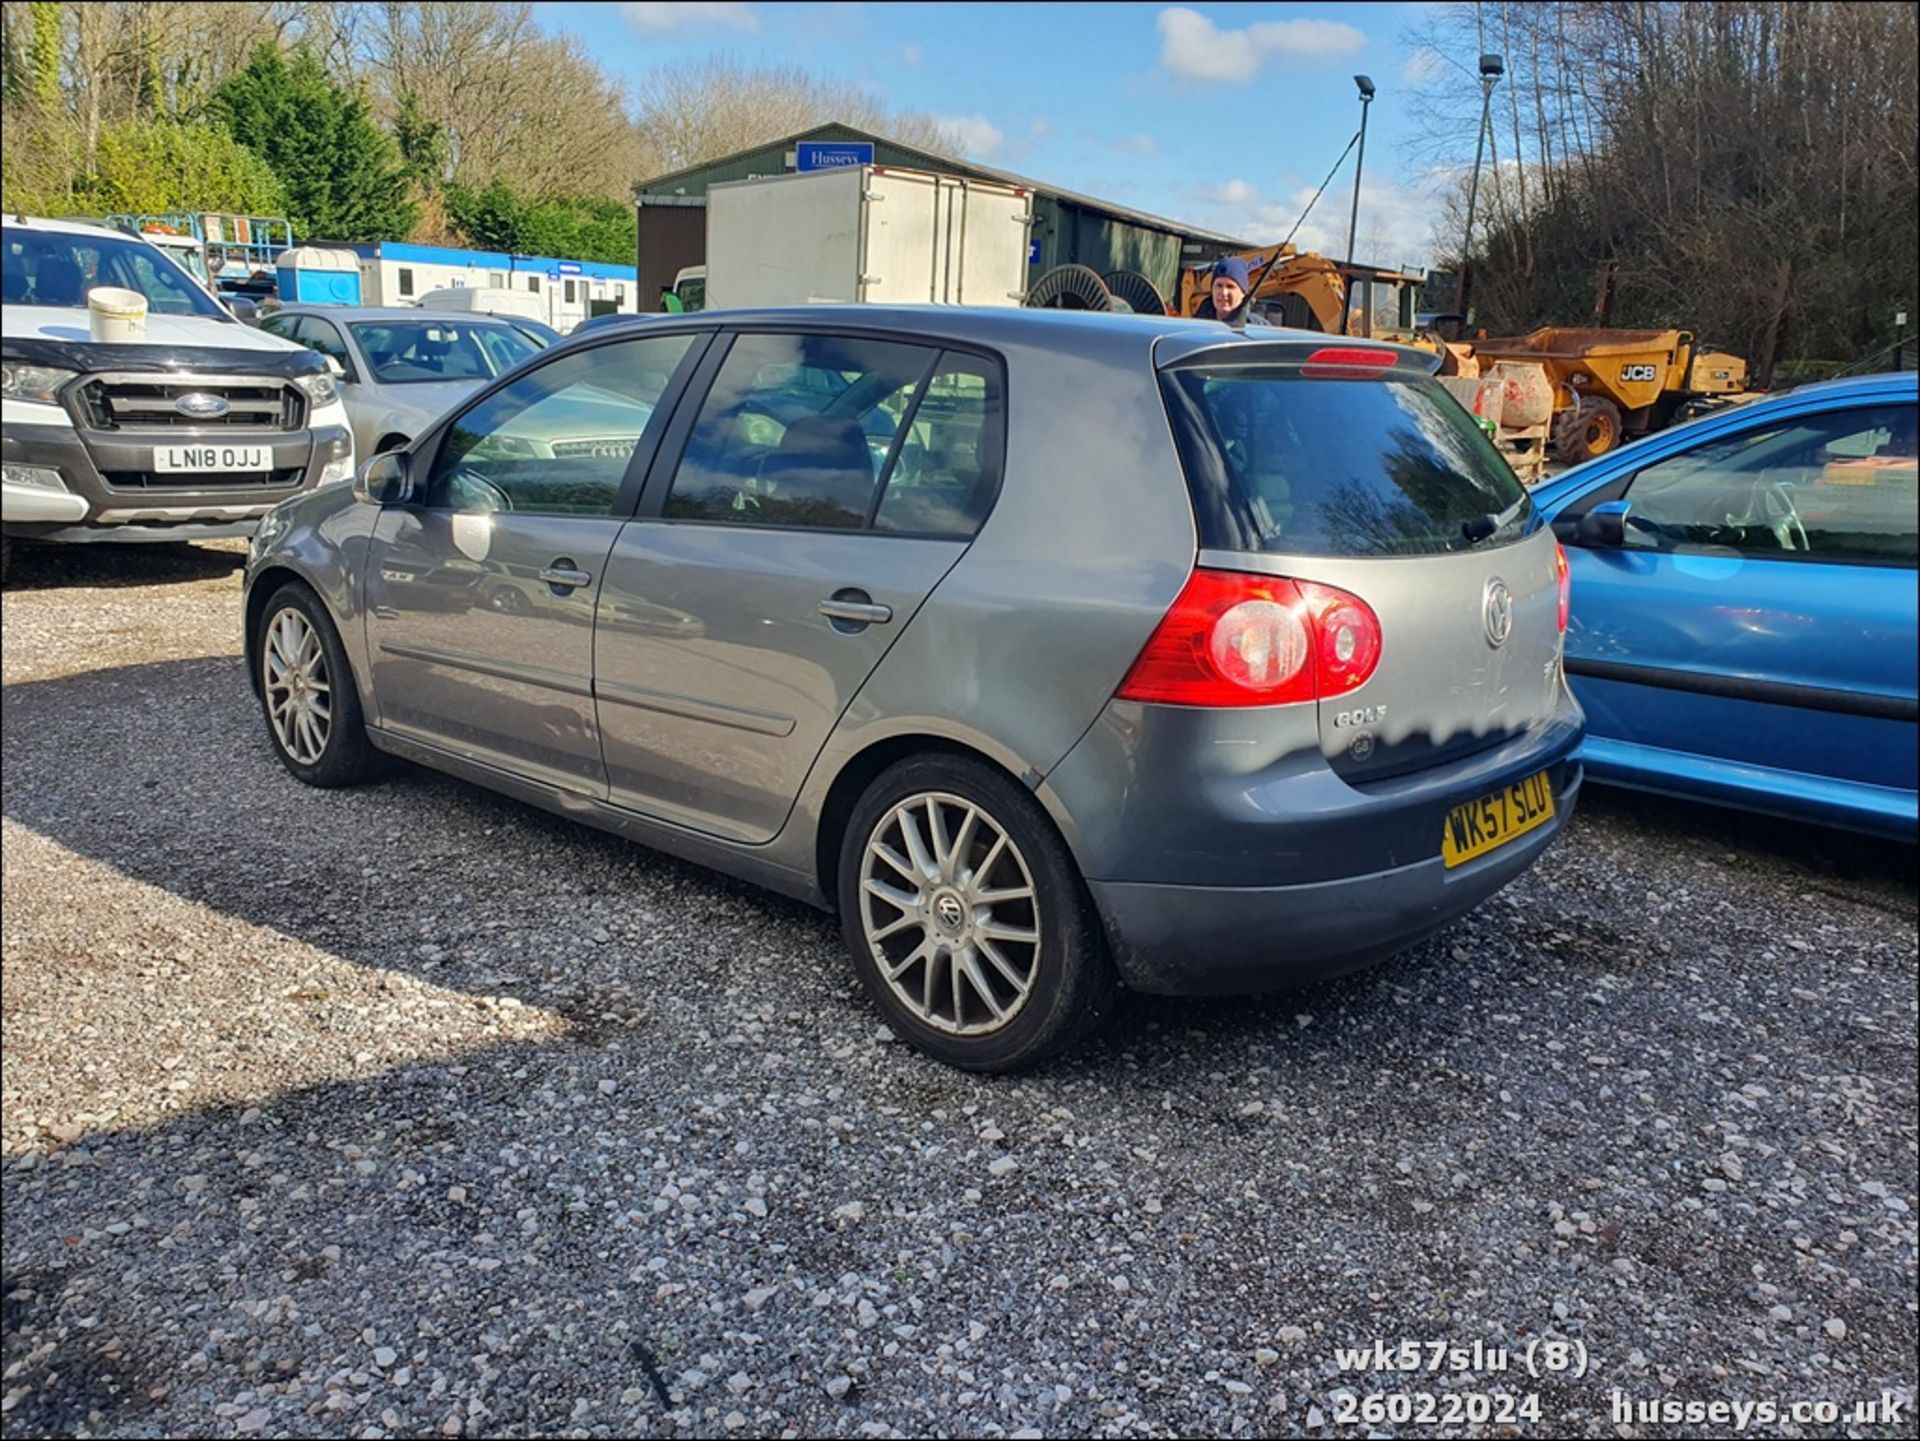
{"left": 1555, "top": 394, "right": 1918, "bottom": 816}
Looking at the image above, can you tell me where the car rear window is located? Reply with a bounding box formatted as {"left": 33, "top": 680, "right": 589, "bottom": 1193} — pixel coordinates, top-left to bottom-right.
{"left": 1161, "top": 365, "right": 1535, "bottom": 557}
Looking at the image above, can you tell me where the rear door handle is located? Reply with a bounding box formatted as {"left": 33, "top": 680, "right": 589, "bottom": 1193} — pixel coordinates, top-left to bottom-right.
{"left": 818, "top": 598, "right": 893, "bottom": 625}
{"left": 540, "top": 563, "right": 593, "bottom": 591}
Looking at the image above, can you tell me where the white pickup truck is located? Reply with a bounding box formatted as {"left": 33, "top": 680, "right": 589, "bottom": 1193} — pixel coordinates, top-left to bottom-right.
{"left": 2, "top": 216, "right": 355, "bottom": 581}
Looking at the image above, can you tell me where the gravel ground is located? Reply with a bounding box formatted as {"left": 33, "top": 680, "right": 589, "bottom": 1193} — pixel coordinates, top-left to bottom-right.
{"left": 2, "top": 542, "right": 1915, "bottom": 1440}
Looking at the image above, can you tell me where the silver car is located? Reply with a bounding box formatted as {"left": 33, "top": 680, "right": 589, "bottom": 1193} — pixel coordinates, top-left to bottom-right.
{"left": 259, "top": 305, "right": 544, "bottom": 460}
{"left": 243, "top": 308, "right": 1584, "bottom": 1070}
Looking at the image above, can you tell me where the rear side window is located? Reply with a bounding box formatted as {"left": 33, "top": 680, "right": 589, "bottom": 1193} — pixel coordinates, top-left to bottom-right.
{"left": 1163, "top": 366, "right": 1534, "bottom": 557}
{"left": 874, "top": 355, "right": 1002, "bottom": 537}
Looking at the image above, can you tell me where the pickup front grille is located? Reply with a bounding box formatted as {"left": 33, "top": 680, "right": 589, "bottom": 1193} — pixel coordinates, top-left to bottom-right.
{"left": 75, "top": 375, "right": 305, "bottom": 432}
{"left": 100, "top": 467, "right": 306, "bottom": 491}
{"left": 549, "top": 437, "right": 638, "bottom": 460}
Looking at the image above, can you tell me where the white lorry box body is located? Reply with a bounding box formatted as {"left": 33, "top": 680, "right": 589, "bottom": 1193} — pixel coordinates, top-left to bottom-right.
{"left": 705, "top": 167, "right": 1031, "bottom": 310}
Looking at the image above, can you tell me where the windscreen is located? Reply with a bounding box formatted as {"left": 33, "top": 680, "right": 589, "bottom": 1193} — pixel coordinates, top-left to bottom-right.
{"left": 347, "top": 320, "right": 539, "bottom": 383}
{"left": 1162, "top": 365, "right": 1535, "bottom": 557}
{"left": 2, "top": 225, "right": 228, "bottom": 318}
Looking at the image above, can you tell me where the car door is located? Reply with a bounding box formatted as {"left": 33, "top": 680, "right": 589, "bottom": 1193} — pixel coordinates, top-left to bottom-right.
{"left": 593, "top": 330, "right": 1004, "bottom": 842}
{"left": 1558, "top": 396, "right": 1917, "bottom": 795}
{"left": 362, "top": 330, "right": 705, "bottom": 795}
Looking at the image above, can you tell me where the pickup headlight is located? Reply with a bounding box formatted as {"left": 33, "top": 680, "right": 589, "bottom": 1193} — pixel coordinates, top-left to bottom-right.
{"left": 297, "top": 371, "right": 339, "bottom": 407}
{"left": 312, "top": 428, "right": 355, "bottom": 485}
{"left": 2, "top": 362, "right": 79, "bottom": 405}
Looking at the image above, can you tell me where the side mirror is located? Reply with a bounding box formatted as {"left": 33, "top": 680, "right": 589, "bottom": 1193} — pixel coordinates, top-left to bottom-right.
{"left": 324, "top": 355, "right": 347, "bottom": 380}
{"left": 354, "top": 451, "right": 413, "bottom": 507}
{"left": 229, "top": 297, "right": 260, "bottom": 326}
{"left": 1582, "top": 499, "right": 1632, "bottom": 548}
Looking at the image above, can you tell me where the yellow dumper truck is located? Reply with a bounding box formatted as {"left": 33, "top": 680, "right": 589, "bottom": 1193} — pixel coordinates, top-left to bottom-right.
{"left": 1462, "top": 327, "right": 1750, "bottom": 463}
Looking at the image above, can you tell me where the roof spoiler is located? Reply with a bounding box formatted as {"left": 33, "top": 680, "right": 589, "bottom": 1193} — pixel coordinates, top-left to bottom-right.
{"left": 1155, "top": 334, "right": 1443, "bottom": 376}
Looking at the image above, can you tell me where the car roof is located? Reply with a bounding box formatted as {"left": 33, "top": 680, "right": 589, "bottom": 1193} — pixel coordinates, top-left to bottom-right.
{"left": 275, "top": 305, "right": 527, "bottom": 325}
{"left": 655, "top": 304, "right": 1237, "bottom": 346}
{"left": 551, "top": 304, "right": 1383, "bottom": 370}
{"left": 1765, "top": 370, "right": 1919, "bottom": 403}
{"left": 4, "top": 214, "right": 154, "bottom": 240}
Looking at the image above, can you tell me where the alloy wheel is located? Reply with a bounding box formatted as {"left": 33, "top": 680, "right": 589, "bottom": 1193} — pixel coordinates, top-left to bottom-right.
{"left": 263, "top": 606, "right": 332, "bottom": 766}
{"left": 858, "top": 792, "right": 1042, "bottom": 1035}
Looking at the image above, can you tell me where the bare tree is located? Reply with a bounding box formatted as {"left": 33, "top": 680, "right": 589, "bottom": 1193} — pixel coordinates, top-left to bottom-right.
{"left": 634, "top": 56, "right": 955, "bottom": 178}
{"left": 353, "top": 1, "right": 637, "bottom": 199}
{"left": 1401, "top": 1, "right": 1918, "bottom": 361}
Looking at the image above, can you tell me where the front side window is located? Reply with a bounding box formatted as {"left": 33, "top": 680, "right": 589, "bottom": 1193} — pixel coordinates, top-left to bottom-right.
{"left": 347, "top": 320, "right": 539, "bottom": 384}
{"left": 1622, "top": 403, "right": 1917, "bottom": 565}
{"left": 427, "top": 333, "right": 696, "bottom": 517}
{"left": 293, "top": 316, "right": 352, "bottom": 372}
{"left": 665, "top": 332, "right": 935, "bottom": 530}
{"left": 1, "top": 226, "right": 227, "bottom": 318}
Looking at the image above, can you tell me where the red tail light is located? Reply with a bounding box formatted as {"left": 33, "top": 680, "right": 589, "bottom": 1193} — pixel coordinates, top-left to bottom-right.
{"left": 1117, "top": 569, "right": 1382, "bottom": 707}
{"left": 1553, "top": 541, "right": 1570, "bottom": 633}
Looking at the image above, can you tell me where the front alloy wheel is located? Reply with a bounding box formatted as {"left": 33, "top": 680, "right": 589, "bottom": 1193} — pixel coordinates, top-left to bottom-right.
{"left": 859, "top": 792, "right": 1042, "bottom": 1035}
{"left": 263, "top": 606, "right": 332, "bottom": 765}
{"left": 254, "top": 579, "right": 379, "bottom": 788}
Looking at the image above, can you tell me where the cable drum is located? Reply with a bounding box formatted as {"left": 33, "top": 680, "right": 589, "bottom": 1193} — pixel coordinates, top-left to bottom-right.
{"left": 1023, "top": 264, "right": 1116, "bottom": 311}
{"left": 1101, "top": 270, "right": 1170, "bottom": 317}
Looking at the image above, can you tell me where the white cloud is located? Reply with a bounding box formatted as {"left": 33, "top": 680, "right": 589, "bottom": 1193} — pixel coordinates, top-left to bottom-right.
{"left": 937, "top": 114, "right": 1006, "bottom": 159}
{"left": 1156, "top": 6, "right": 1365, "bottom": 86}
{"left": 897, "top": 42, "right": 923, "bottom": 66}
{"left": 622, "top": 2, "right": 758, "bottom": 33}
{"left": 1204, "top": 178, "right": 1257, "bottom": 205}
{"left": 1402, "top": 44, "right": 1448, "bottom": 86}
{"left": 1030, "top": 117, "right": 1055, "bottom": 139}
{"left": 1113, "top": 132, "right": 1159, "bottom": 155}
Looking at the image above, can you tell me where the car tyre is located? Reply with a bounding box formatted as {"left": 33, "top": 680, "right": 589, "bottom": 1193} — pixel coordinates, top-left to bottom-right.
{"left": 837, "top": 755, "right": 1121, "bottom": 1072}
{"left": 256, "top": 580, "right": 380, "bottom": 788}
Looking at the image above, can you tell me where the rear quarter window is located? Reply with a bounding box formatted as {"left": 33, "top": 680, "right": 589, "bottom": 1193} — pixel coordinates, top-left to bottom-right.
{"left": 1162, "top": 366, "right": 1534, "bottom": 557}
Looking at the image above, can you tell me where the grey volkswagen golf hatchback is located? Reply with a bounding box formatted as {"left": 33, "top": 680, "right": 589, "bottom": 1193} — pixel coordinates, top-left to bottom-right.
{"left": 245, "top": 307, "right": 1583, "bottom": 1070}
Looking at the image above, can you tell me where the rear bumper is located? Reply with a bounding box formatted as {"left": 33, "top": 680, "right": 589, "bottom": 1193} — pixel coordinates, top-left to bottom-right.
{"left": 1043, "top": 684, "right": 1585, "bottom": 994}
{"left": 1093, "top": 762, "right": 1581, "bottom": 994}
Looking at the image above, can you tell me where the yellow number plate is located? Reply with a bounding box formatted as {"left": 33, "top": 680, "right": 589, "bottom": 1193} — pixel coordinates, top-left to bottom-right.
{"left": 1441, "top": 771, "right": 1555, "bottom": 868}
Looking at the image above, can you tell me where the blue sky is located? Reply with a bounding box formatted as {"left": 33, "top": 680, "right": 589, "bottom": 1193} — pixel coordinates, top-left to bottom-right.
{"left": 534, "top": 2, "right": 1471, "bottom": 267}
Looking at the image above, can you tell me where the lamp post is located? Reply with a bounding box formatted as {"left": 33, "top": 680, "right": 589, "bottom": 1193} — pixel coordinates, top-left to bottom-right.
{"left": 1343, "top": 73, "right": 1376, "bottom": 269}
{"left": 1457, "top": 52, "right": 1503, "bottom": 325}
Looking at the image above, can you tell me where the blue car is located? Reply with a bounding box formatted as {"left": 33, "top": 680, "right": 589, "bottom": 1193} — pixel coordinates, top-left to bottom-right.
{"left": 1534, "top": 371, "right": 1917, "bottom": 839}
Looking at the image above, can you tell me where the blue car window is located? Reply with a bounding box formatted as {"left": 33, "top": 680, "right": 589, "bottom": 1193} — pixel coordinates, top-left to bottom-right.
{"left": 1624, "top": 403, "right": 1917, "bottom": 565}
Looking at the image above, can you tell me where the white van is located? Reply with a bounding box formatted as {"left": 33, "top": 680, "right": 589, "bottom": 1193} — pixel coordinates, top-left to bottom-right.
{"left": 416, "top": 286, "right": 547, "bottom": 324}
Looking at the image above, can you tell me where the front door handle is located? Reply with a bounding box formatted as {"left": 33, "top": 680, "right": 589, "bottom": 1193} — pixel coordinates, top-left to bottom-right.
{"left": 819, "top": 596, "right": 893, "bottom": 626}
{"left": 539, "top": 561, "right": 593, "bottom": 592}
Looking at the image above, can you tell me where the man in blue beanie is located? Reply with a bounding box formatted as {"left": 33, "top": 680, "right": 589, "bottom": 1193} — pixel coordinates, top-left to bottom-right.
{"left": 1197, "top": 256, "right": 1264, "bottom": 329}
